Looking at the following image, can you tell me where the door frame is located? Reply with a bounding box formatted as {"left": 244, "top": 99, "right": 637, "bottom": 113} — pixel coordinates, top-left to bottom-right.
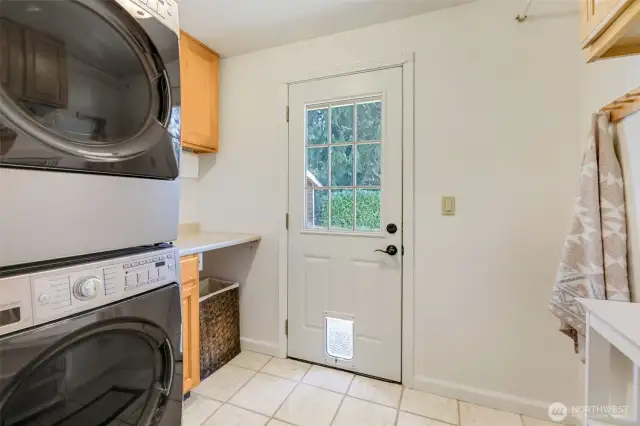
{"left": 277, "top": 52, "right": 415, "bottom": 387}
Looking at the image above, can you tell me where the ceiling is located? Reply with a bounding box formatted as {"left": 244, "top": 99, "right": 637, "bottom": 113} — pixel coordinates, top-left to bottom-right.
{"left": 179, "top": 0, "right": 470, "bottom": 57}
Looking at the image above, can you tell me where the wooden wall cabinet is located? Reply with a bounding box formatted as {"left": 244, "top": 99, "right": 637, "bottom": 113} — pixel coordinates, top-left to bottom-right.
{"left": 0, "top": 19, "right": 67, "bottom": 107}
{"left": 581, "top": 0, "right": 640, "bottom": 61}
{"left": 180, "top": 254, "right": 201, "bottom": 394}
{"left": 180, "top": 31, "right": 219, "bottom": 153}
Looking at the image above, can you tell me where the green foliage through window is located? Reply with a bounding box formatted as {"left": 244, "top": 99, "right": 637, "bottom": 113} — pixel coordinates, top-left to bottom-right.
{"left": 307, "top": 108, "right": 328, "bottom": 145}
{"left": 306, "top": 98, "right": 382, "bottom": 232}
{"left": 331, "top": 105, "right": 354, "bottom": 143}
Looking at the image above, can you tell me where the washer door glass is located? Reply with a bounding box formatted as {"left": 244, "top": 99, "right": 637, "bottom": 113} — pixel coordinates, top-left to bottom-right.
{"left": 0, "top": 329, "right": 173, "bottom": 426}
{"left": 0, "top": 0, "right": 170, "bottom": 161}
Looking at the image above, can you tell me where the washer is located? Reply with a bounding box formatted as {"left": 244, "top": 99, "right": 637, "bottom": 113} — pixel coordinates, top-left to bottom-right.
{"left": 0, "top": 245, "right": 182, "bottom": 425}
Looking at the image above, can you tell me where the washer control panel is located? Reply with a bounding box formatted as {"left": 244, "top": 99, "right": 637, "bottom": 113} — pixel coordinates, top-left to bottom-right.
{"left": 26, "top": 247, "right": 179, "bottom": 326}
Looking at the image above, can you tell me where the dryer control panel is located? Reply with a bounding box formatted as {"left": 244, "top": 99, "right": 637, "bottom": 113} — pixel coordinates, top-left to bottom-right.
{"left": 117, "top": 0, "right": 179, "bottom": 35}
{"left": 0, "top": 247, "right": 179, "bottom": 337}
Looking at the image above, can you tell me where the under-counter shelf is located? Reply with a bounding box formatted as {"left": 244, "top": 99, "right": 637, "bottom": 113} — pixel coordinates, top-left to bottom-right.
{"left": 579, "top": 299, "right": 640, "bottom": 426}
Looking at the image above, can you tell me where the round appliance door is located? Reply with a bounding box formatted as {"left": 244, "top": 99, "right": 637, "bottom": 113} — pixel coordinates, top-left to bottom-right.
{"left": 0, "top": 320, "right": 175, "bottom": 426}
{"left": 0, "top": 0, "right": 172, "bottom": 162}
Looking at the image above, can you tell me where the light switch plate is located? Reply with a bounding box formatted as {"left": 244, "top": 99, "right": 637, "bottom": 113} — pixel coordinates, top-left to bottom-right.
{"left": 442, "top": 196, "right": 456, "bottom": 216}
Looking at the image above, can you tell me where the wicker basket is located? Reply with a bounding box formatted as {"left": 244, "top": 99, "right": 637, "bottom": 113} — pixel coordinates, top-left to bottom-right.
{"left": 199, "top": 278, "right": 241, "bottom": 381}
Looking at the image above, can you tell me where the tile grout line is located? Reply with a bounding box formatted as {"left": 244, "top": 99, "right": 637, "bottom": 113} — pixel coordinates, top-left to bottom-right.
{"left": 201, "top": 361, "right": 308, "bottom": 424}
{"left": 224, "top": 400, "right": 283, "bottom": 422}
{"left": 457, "top": 397, "right": 462, "bottom": 426}
{"left": 210, "top": 367, "right": 258, "bottom": 412}
{"left": 195, "top": 385, "right": 457, "bottom": 426}
{"left": 329, "top": 392, "right": 347, "bottom": 425}
{"left": 327, "top": 373, "right": 357, "bottom": 425}
{"left": 196, "top": 393, "right": 224, "bottom": 426}
{"left": 193, "top": 357, "right": 471, "bottom": 426}
{"left": 394, "top": 387, "right": 405, "bottom": 426}
{"left": 223, "top": 371, "right": 300, "bottom": 422}
{"left": 270, "top": 381, "right": 301, "bottom": 425}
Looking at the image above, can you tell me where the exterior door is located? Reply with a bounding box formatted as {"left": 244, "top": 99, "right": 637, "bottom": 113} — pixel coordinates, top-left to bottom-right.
{"left": 287, "top": 67, "right": 403, "bottom": 381}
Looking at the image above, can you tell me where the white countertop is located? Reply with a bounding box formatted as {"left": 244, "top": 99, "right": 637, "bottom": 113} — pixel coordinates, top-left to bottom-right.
{"left": 174, "top": 229, "right": 261, "bottom": 256}
{"left": 578, "top": 298, "right": 640, "bottom": 364}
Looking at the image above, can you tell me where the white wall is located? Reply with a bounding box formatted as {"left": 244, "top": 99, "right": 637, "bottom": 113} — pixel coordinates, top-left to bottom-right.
{"left": 179, "top": 178, "right": 198, "bottom": 224}
{"left": 196, "top": 0, "right": 584, "bottom": 419}
{"left": 179, "top": 152, "right": 200, "bottom": 224}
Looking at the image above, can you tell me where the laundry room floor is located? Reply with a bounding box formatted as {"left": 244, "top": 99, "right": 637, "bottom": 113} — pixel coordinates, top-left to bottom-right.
{"left": 182, "top": 351, "right": 557, "bottom": 426}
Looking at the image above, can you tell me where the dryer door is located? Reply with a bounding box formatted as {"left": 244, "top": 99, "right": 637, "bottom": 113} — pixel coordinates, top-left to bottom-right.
{"left": 0, "top": 0, "right": 180, "bottom": 179}
{"left": 0, "top": 285, "right": 182, "bottom": 426}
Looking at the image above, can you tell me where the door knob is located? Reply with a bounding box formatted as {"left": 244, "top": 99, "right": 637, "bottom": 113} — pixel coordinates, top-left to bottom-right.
{"left": 374, "top": 245, "right": 398, "bottom": 256}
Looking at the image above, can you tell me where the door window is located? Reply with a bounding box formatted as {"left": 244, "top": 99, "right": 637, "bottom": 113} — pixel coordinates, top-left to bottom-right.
{"left": 305, "top": 97, "right": 382, "bottom": 232}
{"left": 0, "top": 0, "right": 164, "bottom": 149}
{"left": 0, "top": 329, "right": 170, "bottom": 426}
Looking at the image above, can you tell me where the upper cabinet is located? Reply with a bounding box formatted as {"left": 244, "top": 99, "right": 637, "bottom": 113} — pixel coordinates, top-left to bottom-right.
{"left": 180, "top": 31, "right": 219, "bottom": 153}
{"left": 581, "top": 0, "right": 640, "bottom": 61}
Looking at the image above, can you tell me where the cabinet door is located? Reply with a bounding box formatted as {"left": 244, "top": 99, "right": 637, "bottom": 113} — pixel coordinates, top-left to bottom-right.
{"left": 582, "top": 0, "right": 634, "bottom": 45}
{"left": 23, "top": 28, "right": 67, "bottom": 108}
{"left": 180, "top": 31, "right": 219, "bottom": 153}
{"left": 181, "top": 255, "right": 200, "bottom": 394}
{"left": 0, "top": 19, "right": 24, "bottom": 98}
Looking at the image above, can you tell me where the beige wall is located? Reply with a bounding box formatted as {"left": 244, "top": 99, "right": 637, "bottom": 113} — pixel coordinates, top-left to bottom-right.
{"left": 196, "top": 0, "right": 584, "bottom": 421}
{"left": 179, "top": 178, "right": 198, "bottom": 224}
{"left": 178, "top": 152, "right": 200, "bottom": 224}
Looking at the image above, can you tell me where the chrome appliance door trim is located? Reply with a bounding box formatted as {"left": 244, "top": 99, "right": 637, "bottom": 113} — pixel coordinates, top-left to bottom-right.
{"left": 0, "top": 283, "right": 182, "bottom": 425}
{"left": 0, "top": 0, "right": 171, "bottom": 161}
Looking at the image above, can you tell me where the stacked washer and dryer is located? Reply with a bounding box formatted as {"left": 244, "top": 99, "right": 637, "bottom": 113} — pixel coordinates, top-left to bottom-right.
{"left": 0, "top": 0, "right": 184, "bottom": 424}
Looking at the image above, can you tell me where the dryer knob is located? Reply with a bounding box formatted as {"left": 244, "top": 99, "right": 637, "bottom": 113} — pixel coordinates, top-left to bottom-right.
{"left": 73, "top": 276, "right": 101, "bottom": 301}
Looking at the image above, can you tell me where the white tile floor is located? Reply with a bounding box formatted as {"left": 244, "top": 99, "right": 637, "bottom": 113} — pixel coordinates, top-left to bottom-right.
{"left": 184, "top": 351, "right": 559, "bottom": 426}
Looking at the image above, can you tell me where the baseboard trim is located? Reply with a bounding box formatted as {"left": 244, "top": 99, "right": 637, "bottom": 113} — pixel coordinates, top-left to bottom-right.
{"left": 240, "top": 337, "right": 280, "bottom": 357}
{"left": 413, "top": 375, "right": 579, "bottom": 426}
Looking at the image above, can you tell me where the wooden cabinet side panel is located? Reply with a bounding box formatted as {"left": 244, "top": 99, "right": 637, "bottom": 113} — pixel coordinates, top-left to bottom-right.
{"left": 180, "top": 254, "right": 200, "bottom": 394}
{"left": 180, "top": 255, "right": 199, "bottom": 284}
{"left": 189, "top": 279, "right": 200, "bottom": 390}
{"left": 582, "top": 0, "right": 634, "bottom": 45}
{"left": 182, "top": 280, "right": 201, "bottom": 394}
{"left": 180, "top": 31, "right": 219, "bottom": 153}
{"left": 210, "top": 54, "right": 219, "bottom": 152}
{"left": 584, "top": 0, "right": 640, "bottom": 61}
{"left": 182, "top": 291, "right": 193, "bottom": 394}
